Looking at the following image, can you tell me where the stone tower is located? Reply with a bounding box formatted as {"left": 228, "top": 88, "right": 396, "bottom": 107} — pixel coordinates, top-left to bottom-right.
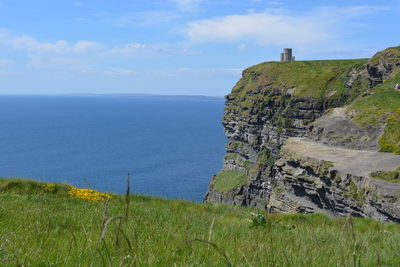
{"left": 280, "top": 48, "right": 295, "bottom": 62}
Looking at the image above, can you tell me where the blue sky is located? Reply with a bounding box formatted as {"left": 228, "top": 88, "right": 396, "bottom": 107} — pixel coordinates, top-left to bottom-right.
{"left": 0, "top": 0, "right": 399, "bottom": 96}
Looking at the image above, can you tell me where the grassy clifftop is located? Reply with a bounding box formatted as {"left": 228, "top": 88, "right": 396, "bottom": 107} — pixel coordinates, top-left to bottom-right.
{"left": 1, "top": 178, "right": 400, "bottom": 266}
{"left": 225, "top": 46, "right": 400, "bottom": 154}
{"left": 229, "top": 58, "right": 368, "bottom": 102}
{"left": 230, "top": 46, "right": 400, "bottom": 102}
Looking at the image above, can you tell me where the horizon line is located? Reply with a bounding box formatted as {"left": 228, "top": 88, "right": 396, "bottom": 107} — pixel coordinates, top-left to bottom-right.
{"left": 0, "top": 92, "right": 226, "bottom": 99}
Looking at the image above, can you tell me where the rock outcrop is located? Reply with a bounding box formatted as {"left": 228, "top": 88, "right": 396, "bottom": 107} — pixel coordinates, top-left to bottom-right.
{"left": 268, "top": 138, "right": 400, "bottom": 222}
{"left": 365, "top": 47, "right": 400, "bottom": 87}
{"left": 309, "top": 107, "right": 384, "bottom": 151}
{"left": 204, "top": 46, "right": 400, "bottom": 222}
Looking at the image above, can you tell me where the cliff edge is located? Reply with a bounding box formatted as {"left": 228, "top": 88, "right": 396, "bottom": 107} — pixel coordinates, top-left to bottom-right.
{"left": 204, "top": 46, "right": 400, "bottom": 222}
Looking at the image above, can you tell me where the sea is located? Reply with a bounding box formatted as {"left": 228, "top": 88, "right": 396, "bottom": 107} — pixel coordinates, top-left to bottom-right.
{"left": 0, "top": 95, "right": 226, "bottom": 202}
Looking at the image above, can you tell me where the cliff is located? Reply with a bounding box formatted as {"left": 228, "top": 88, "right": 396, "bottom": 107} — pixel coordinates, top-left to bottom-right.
{"left": 204, "top": 46, "right": 400, "bottom": 222}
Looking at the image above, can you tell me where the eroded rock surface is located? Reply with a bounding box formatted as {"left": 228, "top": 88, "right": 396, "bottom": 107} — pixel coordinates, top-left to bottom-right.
{"left": 268, "top": 138, "right": 400, "bottom": 222}
{"left": 309, "top": 108, "right": 384, "bottom": 151}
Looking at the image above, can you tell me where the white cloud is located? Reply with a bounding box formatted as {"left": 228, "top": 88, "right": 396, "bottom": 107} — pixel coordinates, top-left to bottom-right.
{"left": 185, "top": 6, "right": 390, "bottom": 47}
{"left": 108, "top": 43, "right": 199, "bottom": 56}
{"left": 12, "top": 37, "right": 100, "bottom": 54}
{"left": 74, "top": 2, "right": 84, "bottom": 7}
{"left": 186, "top": 12, "right": 331, "bottom": 47}
{"left": 75, "top": 17, "right": 90, "bottom": 22}
{"left": 1, "top": 34, "right": 100, "bottom": 69}
{"left": 102, "top": 68, "right": 242, "bottom": 77}
{"left": 0, "top": 27, "right": 201, "bottom": 71}
{"left": 108, "top": 11, "right": 179, "bottom": 27}
{"left": 237, "top": 44, "right": 249, "bottom": 52}
{"left": 105, "top": 68, "right": 138, "bottom": 76}
{"left": 72, "top": 41, "right": 99, "bottom": 52}
{"left": 0, "top": 58, "right": 14, "bottom": 66}
{"left": 108, "top": 43, "right": 162, "bottom": 56}
{"left": 171, "top": 0, "right": 203, "bottom": 11}
{"left": 252, "top": 0, "right": 283, "bottom": 4}
{"left": 266, "top": 1, "right": 283, "bottom": 5}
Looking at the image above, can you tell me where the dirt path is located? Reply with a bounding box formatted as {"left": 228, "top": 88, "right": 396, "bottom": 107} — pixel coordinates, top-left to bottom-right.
{"left": 282, "top": 137, "right": 400, "bottom": 177}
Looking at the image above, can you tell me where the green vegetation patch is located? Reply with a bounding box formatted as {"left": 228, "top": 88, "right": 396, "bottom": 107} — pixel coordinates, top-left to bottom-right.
{"left": 0, "top": 178, "right": 399, "bottom": 266}
{"left": 212, "top": 170, "right": 248, "bottom": 193}
{"left": 256, "top": 149, "right": 276, "bottom": 165}
{"left": 244, "top": 160, "right": 251, "bottom": 169}
{"left": 0, "top": 178, "right": 70, "bottom": 195}
{"left": 351, "top": 73, "right": 400, "bottom": 154}
{"left": 224, "top": 153, "right": 238, "bottom": 160}
{"left": 351, "top": 75, "right": 400, "bottom": 126}
{"left": 229, "top": 58, "right": 368, "bottom": 101}
{"left": 249, "top": 149, "right": 276, "bottom": 176}
{"left": 379, "top": 109, "right": 400, "bottom": 154}
{"left": 370, "top": 168, "right": 400, "bottom": 183}
{"left": 369, "top": 46, "right": 400, "bottom": 65}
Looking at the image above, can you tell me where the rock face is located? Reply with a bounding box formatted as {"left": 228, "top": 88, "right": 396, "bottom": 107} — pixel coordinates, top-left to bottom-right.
{"left": 365, "top": 47, "right": 400, "bottom": 87}
{"left": 204, "top": 47, "right": 400, "bottom": 222}
{"left": 268, "top": 138, "right": 400, "bottom": 222}
{"left": 309, "top": 108, "right": 384, "bottom": 151}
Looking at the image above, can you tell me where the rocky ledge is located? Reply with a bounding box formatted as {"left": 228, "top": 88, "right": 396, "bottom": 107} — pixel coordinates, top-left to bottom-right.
{"left": 268, "top": 138, "right": 400, "bottom": 222}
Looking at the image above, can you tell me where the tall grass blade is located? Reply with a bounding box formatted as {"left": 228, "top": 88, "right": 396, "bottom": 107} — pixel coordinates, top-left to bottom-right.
{"left": 184, "top": 239, "right": 232, "bottom": 267}
{"left": 101, "top": 216, "right": 123, "bottom": 241}
{"left": 100, "top": 199, "right": 110, "bottom": 239}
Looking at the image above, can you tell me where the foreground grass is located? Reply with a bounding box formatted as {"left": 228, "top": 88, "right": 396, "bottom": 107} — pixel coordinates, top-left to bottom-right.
{"left": 1, "top": 179, "right": 399, "bottom": 266}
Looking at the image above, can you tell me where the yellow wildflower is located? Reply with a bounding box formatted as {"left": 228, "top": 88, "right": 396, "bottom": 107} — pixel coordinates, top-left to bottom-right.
{"left": 41, "top": 183, "right": 56, "bottom": 193}
{"left": 67, "top": 186, "right": 112, "bottom": 202}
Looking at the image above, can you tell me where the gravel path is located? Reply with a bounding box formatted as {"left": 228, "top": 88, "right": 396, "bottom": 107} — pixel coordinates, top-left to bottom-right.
{"left": 283, "top": 137, "right": 400, "bottom": 177}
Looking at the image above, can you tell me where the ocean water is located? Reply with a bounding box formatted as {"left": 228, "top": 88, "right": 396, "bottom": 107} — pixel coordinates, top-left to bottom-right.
{"left": 0, "top": 95, "right": 226, "bottom": 202}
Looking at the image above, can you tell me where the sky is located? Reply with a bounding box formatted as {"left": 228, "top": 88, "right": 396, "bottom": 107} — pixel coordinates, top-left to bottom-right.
{"left": 0, "top": 0, "right": 399, "bottom": 96}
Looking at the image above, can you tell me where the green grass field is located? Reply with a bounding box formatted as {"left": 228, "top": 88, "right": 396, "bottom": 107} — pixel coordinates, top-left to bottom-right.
{"left": 0, "top": 178, "right": 399, "bottom": 266}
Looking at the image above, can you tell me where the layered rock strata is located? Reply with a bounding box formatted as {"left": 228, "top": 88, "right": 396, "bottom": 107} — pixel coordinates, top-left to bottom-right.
{"left": 268, "top": 138, "right": 400, "bottom": 222}
{"left": 204, "top": 47, "right": 400, "bottom": 222}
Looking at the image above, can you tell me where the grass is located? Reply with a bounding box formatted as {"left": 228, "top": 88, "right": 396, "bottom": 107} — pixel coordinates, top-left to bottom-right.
{"left": 229, "top": 58, "right": 368, "bottom": 102}
{"left": 224, "top": 153, "right": 238, "bottom": 160}
{"left": 369, "top": 46, "right": 400, "bottom": 65}
{"left": 350, "top": 72, "right": 400, "bottom": 154}
{"left": 351, "top": 73, "right": 400, "bottom": 126}
{"left": 0, "top": 179, "right": 399, "bottom": 266}
{"left": 211, "top": 170, "right": 248, "bottom": 193}
{"left": 370, "top": 168, "right": 400, "bottom": 183}
{"left": 0, "top": 177, "right": 70, "bottom": 195}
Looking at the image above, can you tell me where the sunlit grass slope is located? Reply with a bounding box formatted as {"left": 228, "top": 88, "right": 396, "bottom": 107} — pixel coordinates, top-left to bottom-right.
{"left": 230, "top": 59, "right": 368, "bottom": 101}
{"left": 351, "top": 72, "right": 400, "bottom": 154}
{"left": 0, "top": 178, "right": 399, "bottom": 266}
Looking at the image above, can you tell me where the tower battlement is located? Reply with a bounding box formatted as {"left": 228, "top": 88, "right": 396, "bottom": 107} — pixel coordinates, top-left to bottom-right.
{"left": 280, "top": 48, "right": 295, "bottom": 62}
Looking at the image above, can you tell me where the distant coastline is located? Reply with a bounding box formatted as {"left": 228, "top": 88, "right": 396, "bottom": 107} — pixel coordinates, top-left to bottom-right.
{"left": 0, "top": 93, "right": 225, "bottom": 101}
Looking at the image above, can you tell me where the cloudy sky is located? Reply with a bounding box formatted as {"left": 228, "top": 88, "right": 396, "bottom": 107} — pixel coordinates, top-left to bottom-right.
{"left": 0, "top": 0, "right": 399, "bottom": 96}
